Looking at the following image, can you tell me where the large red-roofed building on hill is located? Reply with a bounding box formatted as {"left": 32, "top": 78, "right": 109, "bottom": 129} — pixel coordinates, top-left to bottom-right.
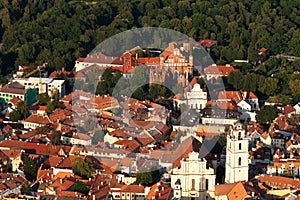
{"left": 204, "top": 64, "right": 236, "bottom": 81}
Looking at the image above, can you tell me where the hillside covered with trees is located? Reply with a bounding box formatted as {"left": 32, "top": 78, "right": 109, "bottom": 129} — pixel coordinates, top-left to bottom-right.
{"left": 0, "top": 0, "right": 299, "bottom": 74}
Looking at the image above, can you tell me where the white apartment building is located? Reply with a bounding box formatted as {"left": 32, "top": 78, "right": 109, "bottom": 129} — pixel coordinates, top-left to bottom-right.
{"left": 13, "top": 77, "right": 65, "bottom": 98}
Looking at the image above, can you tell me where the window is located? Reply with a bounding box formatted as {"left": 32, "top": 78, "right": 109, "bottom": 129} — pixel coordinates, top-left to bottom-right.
{"left": 239, "top": 143, "right": 242, "bottom": 150}
{"left": 206, "top": 179, "right": 209, "bottom": 190}
{"left": 238, "top": 157, "right": 242, "bottom": 166}
{"left": 191, "top": 179, "right": 195, "bottom": 189}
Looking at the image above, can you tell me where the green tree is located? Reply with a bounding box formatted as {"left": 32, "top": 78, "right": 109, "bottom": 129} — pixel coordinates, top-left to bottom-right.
{"left": 83, "top": 119, "right": 97, "bottom": 132}
{"left": 289, "top": 79, "right": 300, "bottom": 98}
{"left": 51, "top": 131, "right": 62, "bottom": 145}
{"left": 70, "top": 181, "right": 88, "bottom": 195}
{"left": 136, "top": 166, "right": 161, "bottom": 186}
{"left": 259, "top": 78, "right": 279, "bottom": 96}
{"left": 10, "top": 110, "right": 21, "bottom": 122}
{"left": 46, "top": 101, "right": 55, "bottom": 114}
{"left": 149, "top": 84, "right": 167, "bottom": 101}
{"left": 23, "top": 157, "right": 37, "bottom": 182}
{"left": 0, "top": 75, "right": 8, "bottom": 86}
{"left": 132, "top": 87, "right": 146, "bottom": 100}
{"left": 16, "top": 101, "right": 29, "bottom": 119}
{"left": 228, "top": 70, "right": 243, "bottom": 90}
{"left": 92, "top": 130, "right": 105, "bottom": 145}
{"left": 36, "top": 93, "right": 51, "bottom": 105}
{"left": 71, "top": 157, "right": 95, "bottom": 179}
{"left": 21, "top": 182, "right": 31, "bottom": 195}
{"left": 256, "top": 105, "right": 277, "bottom": 124}
{"left": 15, "top": 129, "right": 22, "bottom": 138}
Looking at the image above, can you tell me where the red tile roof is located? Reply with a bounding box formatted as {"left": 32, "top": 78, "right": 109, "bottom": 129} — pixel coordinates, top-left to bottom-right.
{"left": 8, "top": 97, "right": 21, "bottom": 106}
{"left": 120, "top": 184, "right": 144, "bottom": 193}
{"left": 23, "top": 114, "right": 51, "bottom": 125}
{"left": 29, "top": 105, "right": 47, "bottom": 111}
{"left": 257, "top": 175, "right": 300, "bottom": 190}
{"left": 50, "top": 178, "right": 75, "bottom": 191}
{"left": 0, "top": 82, "right": 25, "bottom": 95}
{"left": 282, "top": 105, "right": 296, "bottom": 115}
{"left": 137, "top": 57, "right": 160, "bottom": 65}
{"left": 147, "top": 181, "right": 171, "bottom": 200}
{"left": 93, "top": 95, "right": 119, "bottom": 110}
{"left": 218, "top": 91, "right": 243, "bottom": 103}
{"left": 196, "top": 40, "right": 218, "bottom": 48}
{"left": 215, "top": 182, "right": 247, "bottom": 200}
{"left": 0, "top": 149, "right": 22, "bottom": 160}
{"left": 248, "top": 91, "right": 258, "bottom": 99}
{"left": 113, "top": 139, "right": 140, "bottom": 153}
{"left": 204, "top": 64, "right": 235, "bottom": 76}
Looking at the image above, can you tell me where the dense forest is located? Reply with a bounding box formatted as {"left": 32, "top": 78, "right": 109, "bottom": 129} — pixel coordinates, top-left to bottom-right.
{"left": 0, "top": 0, "right": 299, "bottom": 74}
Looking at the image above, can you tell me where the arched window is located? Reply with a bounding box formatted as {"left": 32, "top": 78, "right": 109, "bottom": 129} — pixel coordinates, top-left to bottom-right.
{"left": 206, "top": 179, "right": 209, "bottom": 190}
{"left": 239, "top": 143, "right": 242, "bottom": 150}
{"left": 238, "top": 157, "right": 242, "bottom": 166}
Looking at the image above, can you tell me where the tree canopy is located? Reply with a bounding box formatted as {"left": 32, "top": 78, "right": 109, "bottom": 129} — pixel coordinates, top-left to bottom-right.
{"left": 1, "top": 0, "right": 299, "bottom": 74}
{"left": 255, "top": 105, "right": 277, "bottom": 124}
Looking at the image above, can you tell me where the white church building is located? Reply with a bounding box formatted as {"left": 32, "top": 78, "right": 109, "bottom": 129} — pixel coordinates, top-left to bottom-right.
{"left": 171, "top": 151, "right": 216, "bottom": 199}
{"left": 174, "top": 83, "right": 207, "bottom": 110}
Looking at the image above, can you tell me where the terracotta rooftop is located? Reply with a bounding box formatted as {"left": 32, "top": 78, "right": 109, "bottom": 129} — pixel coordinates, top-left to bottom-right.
{"left": 0, "top": 149, "right": 22, "bottom": 160}
{"left": 0, "top": 82, "right": 25, "bottom": 95}
{"left": 215, "top": 182, "right": 247, "bottom": 200}
{"left": 196, "top": 39, "right": 218, "bottom": 48}
{"left": 8, "top": 97, "right": 21, "bottom": 106}
{"left": 23, "top": 114, "right": 51, "bottom": 125}
{"left": 257, "top": 175, "right": 300, "bottom": 190}
{"left": 204, "top": 64, "right": 235, "bottom": 76}
{"left": 120, "top": 184, "right": 145, "bottom": 193}
{"left": 147, "top": 181, "right": 171, "bottom": 200}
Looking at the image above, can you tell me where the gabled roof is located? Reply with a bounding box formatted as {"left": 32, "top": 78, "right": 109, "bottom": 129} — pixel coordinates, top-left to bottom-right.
{"left": 248, "top": 91, "right": 258, "bottom": 99}
{"left": 257, "top": 175, "right": 300, "bottom": 190}
{"left": 147, "top": 181, "right": 171, "bottom": 200}
{"left": 218, "top": 91, "right": 243, "bottom": 103}
{"left": 215, "top": 182, "right": 247, "bottom": 200}
{"left": 204, "top": 64, "right": 235, "bottom": 76}
{"left": 23, "top": 114, "right": 51, "bottom": 125}
{"left": 8, "top": 97, "right": 21, "bottom": 106}
{"left": 113, "top": 139, "right": 140, "bottom": 153}
{"left": 49, "top": 178, "right": 75, "bottom": 191}
{"left": 0, "top": 149, "right": 22, "bottom": 160}
{"left": 0, "top": 82, "right": 25, "bottom": 95}
{"left": 282, "top": 105, "right": 296, "bottom": 115}
{"left": 137, "top": 57, "right": 160, "bottom": 65}
{"left": 120, "top": 184, "right": 144, "bottom": 193}
{"left": 29, "top": 105, "right": 47, "bottom": 111}
{"left": 196, "top": 39, "right": 218, "bottom": 48}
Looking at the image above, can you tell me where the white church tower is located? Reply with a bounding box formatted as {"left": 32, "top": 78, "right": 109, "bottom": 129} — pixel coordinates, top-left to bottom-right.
{"left": 225, "top": 122, "right": 249, "bottom": 183}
